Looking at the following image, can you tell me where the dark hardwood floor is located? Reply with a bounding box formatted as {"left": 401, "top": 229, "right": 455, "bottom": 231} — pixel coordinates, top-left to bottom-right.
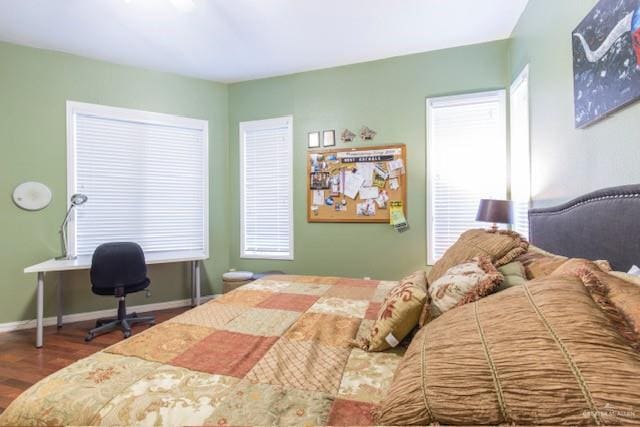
{"left": 0, "top": 306, "right": 189, "bottom": 413}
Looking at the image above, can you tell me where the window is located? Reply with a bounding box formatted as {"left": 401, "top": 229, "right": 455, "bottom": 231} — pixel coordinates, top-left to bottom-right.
{"left": 240, "top": 116, "right": 293, "bottom": 260}
{"left": 427, "top": 90, "right": 507, "bottom": 264}
{"left": 509, "top": 66, "right": 531, "bottom": 240}
{"left": 67, "top": 101, "right": 208, "bottom": 259}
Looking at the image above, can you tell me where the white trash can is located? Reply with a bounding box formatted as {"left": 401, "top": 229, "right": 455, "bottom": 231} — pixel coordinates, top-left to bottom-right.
{"left": 222, "top": 271, "right": 254, "bottom": 293}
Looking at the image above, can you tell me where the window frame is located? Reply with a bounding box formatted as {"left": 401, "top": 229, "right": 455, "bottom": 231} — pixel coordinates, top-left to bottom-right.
{"left": 426, "top": 89, "right": 507, "bottom": 265}
{"left": 66, "top": 100, "right": 210, "bottom": 259}
{"left": 509, "top": 65, "right": 532, "bottom": 239}
{"left": 239, "top": 116, "right": 294, "bottom": 260}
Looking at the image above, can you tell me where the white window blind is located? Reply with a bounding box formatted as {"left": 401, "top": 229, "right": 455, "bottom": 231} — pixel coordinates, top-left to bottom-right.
{"left": 68, "top": 101, "right": 208, "bottom": 258}
{"left": 427, "top": 91, "right": 507, "bottom": 264}
{"left": 510, "top": 66, "right": 531, "bottom": 240}
{"left": 240, "top": 116, "right": 293, "bottom": 260}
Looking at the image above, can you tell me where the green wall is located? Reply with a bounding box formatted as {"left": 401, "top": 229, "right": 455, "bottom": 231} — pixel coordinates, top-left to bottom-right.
{"left": 509, "top": 0, "right": 640, "bottom": 207}
{"left": 0, "top": 41, "right": 229, "bottom": 324}
{"left": 12, "top": 0, "right": 638, "bottom": 324}
{"left": 228, "top": 40, "right": 510, "bottom": 281}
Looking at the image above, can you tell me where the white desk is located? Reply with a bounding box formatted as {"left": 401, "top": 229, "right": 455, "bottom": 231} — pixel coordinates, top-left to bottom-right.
{"left": 25, "top": 251, "right": 207, "bottom": 348}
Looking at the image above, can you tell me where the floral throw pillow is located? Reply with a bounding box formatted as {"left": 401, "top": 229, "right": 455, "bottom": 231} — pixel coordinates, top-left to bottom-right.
{"left": 425, "top": 256, "right": 503, "bottom": 322}
{"left": 354, "top": 270, "right": 428, "bottom": 352}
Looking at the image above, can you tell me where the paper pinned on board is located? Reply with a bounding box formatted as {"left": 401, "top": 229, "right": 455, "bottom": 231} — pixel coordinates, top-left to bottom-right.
{"left": 357, "top": 200, "right": 376, "bottom": 216}
{"left": 374, "top": 163, "right": 389, "bottom": 180}
{"left": 375, "top": 190, "right": 389, "bottom": 208}
{"left": 359, "top": 186, "right": 379, "bottom": 200}
{"left": 389, "top": 178, "right": 400, "bottom": 191}
{"left": 356, "top": 163, "right": 375, "bottom": 187}
{"left": 387, "top": 159, "right": 404, "bottom": 173}
{"left": 390, "top": 200, "right": 409, "bottom": 232}
{"left": 344, "top": 172, "right": 365, "bottom": 199}
{"left": 313, "top": 190, "right": 325, "bottom": 206}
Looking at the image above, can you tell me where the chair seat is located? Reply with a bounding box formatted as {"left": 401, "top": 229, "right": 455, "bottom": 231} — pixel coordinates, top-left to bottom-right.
{"left": 86, "top": 243, "right": 154, "bottom": 342}
{"left": 91, "top": 278, "right": 150, "bottom": 296}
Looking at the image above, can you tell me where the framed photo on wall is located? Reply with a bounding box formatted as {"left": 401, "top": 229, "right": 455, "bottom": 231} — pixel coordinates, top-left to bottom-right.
{"left": 322, "top": 130, "right": 336, "bottom": 147}
{"left": 308, "top": 131, "right": 320, "bottom": 148}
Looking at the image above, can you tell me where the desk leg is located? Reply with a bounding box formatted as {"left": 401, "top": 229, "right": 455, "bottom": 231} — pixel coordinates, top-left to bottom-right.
{"left": 190, "top": 262, "right": 196, "bottom": 307}
{"left": 194, "top": 260, "right": 201, "bottom": 306}
{"left": 36, "top": 272, "right": 44, "bottom": 348}
{"left": 56, "top": 276, "right": 63, "bottom": 329}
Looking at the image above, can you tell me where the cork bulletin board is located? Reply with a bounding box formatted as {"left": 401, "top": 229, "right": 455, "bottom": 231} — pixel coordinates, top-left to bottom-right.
{"left": 307, "top": 144, "right": 407, "bottom": 223}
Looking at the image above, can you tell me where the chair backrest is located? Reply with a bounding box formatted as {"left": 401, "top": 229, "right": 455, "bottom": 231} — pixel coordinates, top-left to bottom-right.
{"left": 90, "top": 242, "right": 148, "bottom": 290}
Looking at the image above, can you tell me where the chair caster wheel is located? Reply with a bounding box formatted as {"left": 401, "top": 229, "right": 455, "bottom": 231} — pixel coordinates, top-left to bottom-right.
{"left": 149, "top": 321, "right": 156, "bottom": 326}
{"left": 85, "top": 333, "right": 95, "bottom": 342}
{"left": 123, "top": 330, "right": 131, "bottom": 339}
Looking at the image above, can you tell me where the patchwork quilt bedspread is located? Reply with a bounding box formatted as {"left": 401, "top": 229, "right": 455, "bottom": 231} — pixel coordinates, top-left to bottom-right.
{"left": 0, "top": 275, "right": 404, "bottom": 426}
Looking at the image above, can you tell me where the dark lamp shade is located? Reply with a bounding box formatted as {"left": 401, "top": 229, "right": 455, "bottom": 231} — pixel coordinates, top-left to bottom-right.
{"left": 476, "top": 199, "right": 514, "bottom": 225}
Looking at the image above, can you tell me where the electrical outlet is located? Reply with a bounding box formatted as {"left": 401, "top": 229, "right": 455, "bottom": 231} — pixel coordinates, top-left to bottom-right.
{"left": 145, "top": 289, "right": 152, "bottom": 298}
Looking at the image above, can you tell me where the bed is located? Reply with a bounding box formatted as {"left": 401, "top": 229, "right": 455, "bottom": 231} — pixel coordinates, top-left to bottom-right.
{"left": 1, "top": 185, "right": 639, "bottom": 426}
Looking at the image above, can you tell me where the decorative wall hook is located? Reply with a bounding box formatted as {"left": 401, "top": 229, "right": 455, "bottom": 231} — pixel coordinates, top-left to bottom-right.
{"left": 359, "top": 126, "right": 377, "bottom": 140}
{"left": 340, "top": 129, "right": 356, "bottom": 143}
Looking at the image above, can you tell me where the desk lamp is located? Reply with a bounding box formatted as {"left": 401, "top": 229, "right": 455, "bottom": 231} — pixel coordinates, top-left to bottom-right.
{"left": 56, "top": 193, "right": 88, "bottom": 260}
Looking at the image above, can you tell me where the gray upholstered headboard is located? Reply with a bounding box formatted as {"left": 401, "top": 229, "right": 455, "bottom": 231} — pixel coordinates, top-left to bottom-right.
{"left": 529, "top": 184, "right": 640, "bottom": 272}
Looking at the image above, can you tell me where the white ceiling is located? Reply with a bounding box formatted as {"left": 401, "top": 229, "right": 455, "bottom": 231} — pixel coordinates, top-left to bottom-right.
{"left": 0, "top": 0, "right": 529, "bottom": 83}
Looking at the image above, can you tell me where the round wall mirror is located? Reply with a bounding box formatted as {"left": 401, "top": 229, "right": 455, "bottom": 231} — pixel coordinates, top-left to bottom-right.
{"left": 12, "top": 181, "right": 52, "bottom": 211}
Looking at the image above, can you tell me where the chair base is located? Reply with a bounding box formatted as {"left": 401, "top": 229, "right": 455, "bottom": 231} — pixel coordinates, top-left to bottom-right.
{"left": 85, "top": 298, "right": 155, "bottom": 342}
{"left": 86, "top": 312, "right": 155, "bottom": 341}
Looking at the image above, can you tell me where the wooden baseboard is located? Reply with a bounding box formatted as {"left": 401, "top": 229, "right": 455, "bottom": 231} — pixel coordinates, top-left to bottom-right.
{"left": 0, "top": 295, "right": 218, "bottom": 333}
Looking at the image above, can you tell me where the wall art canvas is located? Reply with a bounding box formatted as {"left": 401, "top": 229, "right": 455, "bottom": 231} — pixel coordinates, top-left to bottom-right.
{"left": 572, "top": 0, "right": 640, "bottom": 128}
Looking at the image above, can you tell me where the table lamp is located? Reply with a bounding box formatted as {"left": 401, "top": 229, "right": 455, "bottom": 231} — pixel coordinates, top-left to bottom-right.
{"left": 56, "top": 193, "right": 88, "bottom": 260}
{"left": 476, "top": 199, "right": 513, "bottom": 231}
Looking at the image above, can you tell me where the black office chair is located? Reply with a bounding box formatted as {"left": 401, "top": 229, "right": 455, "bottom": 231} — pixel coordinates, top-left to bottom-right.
{"left": 85, "top": 242, "right": 155, "bottom": 342}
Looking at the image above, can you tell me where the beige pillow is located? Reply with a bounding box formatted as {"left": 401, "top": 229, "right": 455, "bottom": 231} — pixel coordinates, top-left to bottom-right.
{"left": 603, "top": 272, "right": 640, "bottom": 340}
{"left": 550, "top": 259, "right": 640, "bottom": 347}
{"left": 523, "top": 255, "right": 567, "bottom": 279}
{"left": 422, "top": 256, "right": 503, "bottom": 324}
{"left": 354, "top": 270, "right": 427, "bottom": 352}
{"left": 517, "top": 245, "right": 611, "bottom": 280}
{"left": 517, "top": 244, "right": 567, "bottom": 280}
{"left": 427, "top": 229, "right": 528, "bottom": 285}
